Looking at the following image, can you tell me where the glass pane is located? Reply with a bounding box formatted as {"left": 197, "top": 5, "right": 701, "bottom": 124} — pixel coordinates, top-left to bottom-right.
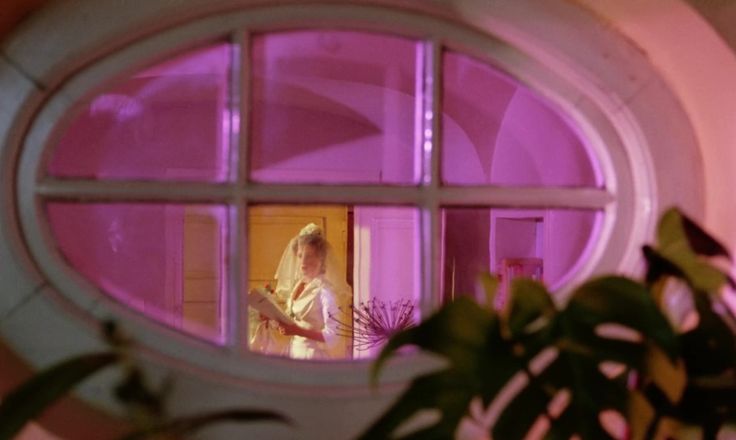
{"left": 48, "top": 43, "right": 233, "bottom": 182}
{"left": 46, "top": 202, "right": 228, "bottom": 343}
{"left": 442, "top": 207, "right": 602, "bottom": 306}
{"left": 441, "top": 51, "right": 602, "bottom": 187}
{"left": 247, "top": 204, "right": 420, "bottom": 360}
{"left": 250, "top": 31, "right": 420, "bottom": 185}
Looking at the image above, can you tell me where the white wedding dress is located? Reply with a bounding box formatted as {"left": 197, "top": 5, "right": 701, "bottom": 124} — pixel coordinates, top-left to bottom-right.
{"left": 285, "top": 277, "right": 341, "bottom": 360}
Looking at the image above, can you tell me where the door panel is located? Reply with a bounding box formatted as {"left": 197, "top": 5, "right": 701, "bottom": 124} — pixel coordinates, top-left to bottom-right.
{"left": 181, "top": 208, "right": 224, "bottom": 339}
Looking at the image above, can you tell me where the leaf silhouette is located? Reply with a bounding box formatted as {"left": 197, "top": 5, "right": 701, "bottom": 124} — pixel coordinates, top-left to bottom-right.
{"left": 118, "top": 409, "right": 290, "bottom": 440}
{"left": 0, "top": 352, "right": 119, "bottom": 440}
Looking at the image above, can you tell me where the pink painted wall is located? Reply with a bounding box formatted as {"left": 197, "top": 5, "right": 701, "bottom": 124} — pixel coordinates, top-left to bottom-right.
{"left": 491, "top": 88, "right": 601, "bottom": 187}
{"left": 441, "top": 53, "right": 601, "bottom": 297}
{"left": 250, "top": 31, "right": 419, "bottom": 184}
{"left": 46, "top": 203, "right": 226, "bottom": 342}
{"left": 441, "top": 51, "right": 517, "bottom": 184}
{"left": 48, "top": 44, "right": 231, "bottom": 182}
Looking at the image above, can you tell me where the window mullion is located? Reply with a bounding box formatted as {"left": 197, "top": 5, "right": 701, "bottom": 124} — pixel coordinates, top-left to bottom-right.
{"left": 227, "top": 30, "right": 248, "bottom": 350}
{"left": 235, "top": 29, "right": 250, "bottom": 186}
{"left": 438, "top": 186, "right": 614, "bottom": 209}
{"left": 36, "top": 178, "right": 234, "bottom": 202}
{"left": 419, "top": 39, "right": 442, "bottom": 316}
{"left": 226, "top": 200, "right": 246, "bottom": 350}
{"left": 36, "top": 179, "right": 613, "bottom": 210}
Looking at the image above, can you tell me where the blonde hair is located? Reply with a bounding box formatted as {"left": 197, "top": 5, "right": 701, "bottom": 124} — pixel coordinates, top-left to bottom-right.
{"left": 291, "top": 224, "right": 328, "bottom": 270}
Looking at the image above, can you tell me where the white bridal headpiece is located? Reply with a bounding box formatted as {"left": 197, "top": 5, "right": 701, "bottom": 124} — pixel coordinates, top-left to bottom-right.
{"left": 299, "top": 223, "right": 322, "bottom": 236}
{"left": 273, "top": 223, "right": 351, "bottom": 300}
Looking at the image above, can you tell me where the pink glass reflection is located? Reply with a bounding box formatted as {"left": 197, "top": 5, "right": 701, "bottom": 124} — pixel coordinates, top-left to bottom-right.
{"left": 48, "top": 44, "right": 233, "bottom": 182}
{"left": 441, "top": 51, "right": 602, "bottom": 187}
{"left": 442, "top": 208, "right": 601, "bottom": 305}
{"left": 47, "top": 203, "right": 228, "bottom": 343}
{"left": 247, "top": 205, "right": 420, "bottom": 360}
{"left": 250, "top": 31, "right": 420, "bottom": 185}
{"left": 352, "top": 206, "right": 420, "bottom": 358}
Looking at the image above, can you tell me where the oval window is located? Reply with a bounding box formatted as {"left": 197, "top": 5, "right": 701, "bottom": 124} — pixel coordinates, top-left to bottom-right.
{"left": 40, "top": 29, "right": 604, "bottom": 360}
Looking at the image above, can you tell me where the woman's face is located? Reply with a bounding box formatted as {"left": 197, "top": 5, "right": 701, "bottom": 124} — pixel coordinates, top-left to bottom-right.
{"left": 297, "top": 243, "right": 323, "bottom": 280}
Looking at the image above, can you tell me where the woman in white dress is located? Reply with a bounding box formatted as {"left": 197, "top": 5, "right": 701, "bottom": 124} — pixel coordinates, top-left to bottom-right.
{"left": 250, "top": 223, "right": 350, "bottom": 359}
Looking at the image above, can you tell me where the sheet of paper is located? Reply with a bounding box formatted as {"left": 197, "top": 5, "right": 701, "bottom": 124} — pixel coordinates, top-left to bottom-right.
{"left": 248, "top": 288, "right": 296, "bottom": 326}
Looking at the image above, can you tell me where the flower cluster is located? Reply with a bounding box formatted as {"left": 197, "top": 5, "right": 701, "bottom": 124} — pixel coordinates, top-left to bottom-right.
{"left": 330, "top": 298, "right": 415, "bottom": 351}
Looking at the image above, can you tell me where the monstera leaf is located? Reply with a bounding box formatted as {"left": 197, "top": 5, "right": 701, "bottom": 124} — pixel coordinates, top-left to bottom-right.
{"left": 362, "top": 293, "right": 518, "bottom": 439}
{"left": 647, "top": 208, "right": 734, "bottom": 292}
{"left": 643, "top": 208, "right": 736, "bottom": 436}
{"left": 361, "top": 207, "right": 736, "bottom": 439}
{"left": 0, "top": 321, "right": 288, "bottom": 440}
{"left": 0, "top": 352, "right": 120, "bottom": 440}
{"left": 363, "top": 275, "right": 680, "bottom": 439}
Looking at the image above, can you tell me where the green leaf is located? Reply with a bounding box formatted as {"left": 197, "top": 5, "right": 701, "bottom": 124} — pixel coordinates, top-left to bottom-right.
{"left": 657, "top": 208, "right": 688, "bottom": 251}
{"left": 678, "top": 209, "right": 731, "bottom": 259}
{"left": 493, "top": 351, "right": 626, "bottom": 440}
{"left": 492, "top": 372, "right": 553, "bottom": 439}
{"left": 564, "top": 276, "right": 679, "bottom": 361}
{"left": 555, "top": 353, "right": 627, "bottom": 439}
{"left": 654, "top": 208, "right": 733, "bottom": 292}
{"left": 118, "top": 409, "right": 290, "bottom": 440}
{"left": 675, "top": 377, "right": 736, "bottom": 431}
{"left": 508, "top": 279, "right": 555, "bottom": 337}
{"left": 358, "top": 372, "right": 475, "bottom": 440}
{"left": 679, "top": 294, "right": 736, "bottom": 376}
{"left": 371, "top": 297, "right": 494, "bottom": 384}
{"left": 478, "top": 272, "right": 500, "bottom": 310}
{"left": 643, "top": 245, "right": 686, "bottom": 287}
{"left": 0, "top": 352, "right": 119, "bottom": 440}
{"left": 644, "top": 344, "right": 686, "bottom": 404}
{"left": 365, "top": 297, "right": 529, "bottom": 439}
{"left": 628, "top": 390, "right": 656, "bottom": 440}
{"left": 114, "top": 366, "right": 166, "bottom": 423}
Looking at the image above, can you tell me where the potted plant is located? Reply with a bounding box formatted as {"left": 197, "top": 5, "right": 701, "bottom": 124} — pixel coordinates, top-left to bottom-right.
{"left": 362, "top": 207, "right": 736, "bottom": 439}
{"left": 0, "top": 321, "right": 289, "bottom": 440}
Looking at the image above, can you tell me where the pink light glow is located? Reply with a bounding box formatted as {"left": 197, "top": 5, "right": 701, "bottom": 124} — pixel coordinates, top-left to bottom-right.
{"left": 46, "top": 202, "right": 228, "bottom": 344}
{"left": 249, "top": 31, "right": 420, "bottom": 185}
{"left": 441, "top": 51, "right": 602, "bottom": 187}
{"left": 48, "top": 43, "right": 233, "bottom": 182}
{"left": 442, "top": 207, "right": 602, "bottom": 304}
{"left": 352, "top": 205, "right": 422, "bottom": 359}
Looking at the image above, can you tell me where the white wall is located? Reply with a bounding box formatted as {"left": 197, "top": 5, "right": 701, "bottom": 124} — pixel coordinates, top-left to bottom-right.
{"left": 578, "top": 0, "right": 736, "bottom": 263}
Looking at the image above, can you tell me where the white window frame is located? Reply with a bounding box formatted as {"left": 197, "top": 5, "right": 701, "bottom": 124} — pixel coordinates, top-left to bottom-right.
{"left": 0, "top": 2, "right": 703, "bottom": 412}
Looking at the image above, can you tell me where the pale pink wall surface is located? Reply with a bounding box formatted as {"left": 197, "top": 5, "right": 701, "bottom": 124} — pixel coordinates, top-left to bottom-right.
{"left": 46, "top": 203, "right": 226, "bottom": 343}
{"left": 441, "top": 50, "right": 602, "bottom": 298}
{"left": 495, "top": 218, "right": 538, "bottom": 259}
{"left": 353, "top": 206, "right": 420, "bottom": 357}
{"left": 443, "top": 208, "right": 601, "bottom": 300}
{"left": 442, "top": 50, "right": 601, "bottom": 188}
{"left": 48, "top": 43, "right": 232, "bottom": 182}
{"left": 441, "top": 51, "right": 517, "bottom": 184}
{"left": 491, "top": 88, "right": 601, "bottom": 187}
{"left": 250, "top": 31, "right": 419, "bottom": 184}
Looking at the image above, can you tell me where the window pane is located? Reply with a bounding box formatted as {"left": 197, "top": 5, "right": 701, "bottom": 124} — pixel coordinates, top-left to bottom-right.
{"left": 46, "top": 203, "right": 228, "bottom": 343}
{"left": 441, "top": 51, "right": 602, "bottom": 187}
{"left": 250, "top": 31, "right": 420, "bottom": 185}
{"left": 247, "top": 204, "right": 420, "bottom": 360}
{"left": 442, "top": 207, "right": 602, "bottom": 305}
{"left": 48, "top": 43, "right": 233, "bottom": 182}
